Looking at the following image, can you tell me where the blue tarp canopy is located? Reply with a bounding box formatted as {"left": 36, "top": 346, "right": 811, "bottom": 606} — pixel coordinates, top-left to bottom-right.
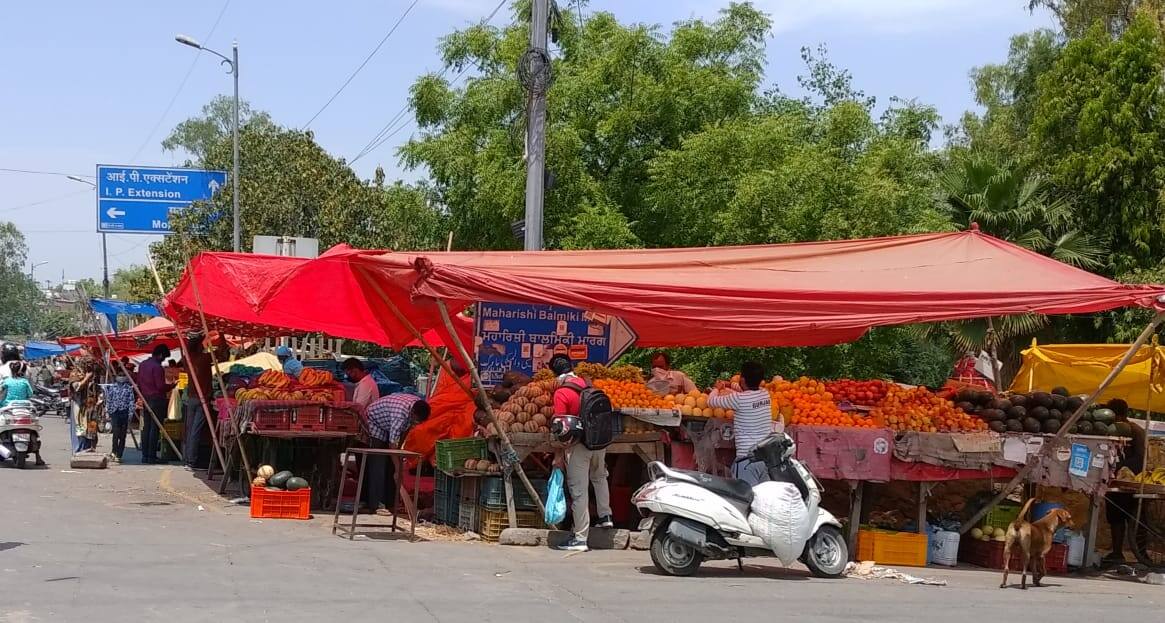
{"left": 89, "top": 298, "right": 162, "bottom": 334}
{"left": 23, "top": 341, "right": 81, "bottom": 360}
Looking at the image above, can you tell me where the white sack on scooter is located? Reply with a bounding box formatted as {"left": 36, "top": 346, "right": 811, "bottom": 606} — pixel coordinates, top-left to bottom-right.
{"left": 747, "top": 481, "right": 811, "bottom": 566}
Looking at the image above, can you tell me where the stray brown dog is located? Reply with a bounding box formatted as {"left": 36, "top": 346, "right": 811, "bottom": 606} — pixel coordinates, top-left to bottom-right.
{"left": 1000, "top": 499, "right": 1074, "bottom": 589}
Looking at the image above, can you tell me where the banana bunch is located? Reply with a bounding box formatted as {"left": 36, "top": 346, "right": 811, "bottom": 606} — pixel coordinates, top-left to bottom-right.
{"left": 297, "top": 368, "right": 334, "bottom": 387}
{"left": 1117, "top": 466, "right": 1165, "bottom": 485}
{"left": 236, "top": 388, "right": 332, "bottom": 403}
{"left": 257, "top": 370, "right": 293, "bottom": 389}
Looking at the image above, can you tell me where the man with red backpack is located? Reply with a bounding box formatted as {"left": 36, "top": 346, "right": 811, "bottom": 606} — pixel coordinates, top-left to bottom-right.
{"left": 549, "top": 354, "right": 614, "bottom": 552}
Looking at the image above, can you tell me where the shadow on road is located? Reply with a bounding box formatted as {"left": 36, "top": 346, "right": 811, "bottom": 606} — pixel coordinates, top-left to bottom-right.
{"left": 635, "top": 564, "right": 811, "bottom": 581}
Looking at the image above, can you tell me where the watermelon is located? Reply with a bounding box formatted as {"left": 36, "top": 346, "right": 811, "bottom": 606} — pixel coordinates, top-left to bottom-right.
{"left": 956, "top": 401, "right": 976, "bottom": 413}
{"left": 989, "top": 398, "right": 1013, "bottom": 411}
{"left": 1029, "top": 406, "right": 1050, "bottom": 421}
{"left": 1093, "top": 408, "right": 1116, "bottom": 425}
{"left": 988, "top": 420, "right": 1007, "bottom": 433}
{"left": 284, "top": 476, "right": 309, "bottom": 491}
{"left": 1094, "top": 422, "right": 1113, "bottom": 436}
{"left": 1077, "top": 421, "right": 1094, "bottom": 435}
{"left": 268, "top": 470, "right": 294, "bottom": 489}
{"left": 1051, "top": 395, "right": 1068, "bottom": 411}
{"left": 1005, "top": 419, "right": 1024, "bottom": 432}
{"left": 1023, "top": 417, "right": 1042, "bottom": 433}
{"left": 1006, "top": 405, "right": 1027, "bottom": 420}
{"left": 1065, "top": 396, "right": 1084, "bottom": 412}
{"left": 1051, "top": 386, "right": 1070, "bottom": 397}
{"left": 1069, "top": 424, "right": 1079, "bottom": 434}
{"left": 1010, "top": 394, "right": 1029, "bottom": 408}
{"left": 1048, "top": 408, "right": 1062, "bottom": 422}
{"left": 1030, "top": 392, "right": 1053, "bottom": 408}
{"left": 1042, "top": 419, "right": 1061, "bottom": 434}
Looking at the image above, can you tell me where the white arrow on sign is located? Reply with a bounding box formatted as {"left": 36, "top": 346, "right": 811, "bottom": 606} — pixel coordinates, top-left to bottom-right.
{"left": 208, "top": 178, "right": 221, "bottom": 192}
{"left": 606, "top": 316, "right": 638, "bottom": 364}
{"left": 106, "top": 207, "right": 126, "bottom": 219}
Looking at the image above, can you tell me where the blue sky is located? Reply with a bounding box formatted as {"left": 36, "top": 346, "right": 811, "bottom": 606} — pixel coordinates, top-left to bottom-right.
{"left": 0, "top": 0, "right": 1053, "bottom": 286}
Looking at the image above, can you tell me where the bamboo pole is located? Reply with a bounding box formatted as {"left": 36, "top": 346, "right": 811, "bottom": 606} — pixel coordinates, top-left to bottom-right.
{"left": 170, "top": 243, "right": 254, "bottom": 480}
{"left": 434, "top": 298, "right": 547, "bottom": 519}
{"left": 1134, "top": 336, "right": 1158, "bottom": 533}
{"left": 92, "top": 328, "right": 183, "bottom": 461}
{"left": 960, "top": 311, "right": 1165, "bottom": 535}
{"left": 986, "top": 317, "right": 1005, "bottom": 395}
{"left": 143, "top": 251, "right": 230, "bottom": 473}
{"left": 352, "top": 266, "right": 472, "bottom": 397}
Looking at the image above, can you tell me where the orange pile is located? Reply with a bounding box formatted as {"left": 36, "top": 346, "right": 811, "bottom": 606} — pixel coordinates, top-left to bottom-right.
{"left": 592, "top": 379, "right": 673, "bottom": 410}
{"left": 870, "top": 385, "right": 986, "bottom": 433}
{"left": 767, "top": 376, "right": 879, "bottom": 428}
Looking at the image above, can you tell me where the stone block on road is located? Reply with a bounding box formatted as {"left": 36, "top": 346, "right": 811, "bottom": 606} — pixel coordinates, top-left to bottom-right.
{"left": 629, "top": 530, "right": 651, "bottom": 550}
{"left": 500, "top": 528, "right": 553, "bottom": 546}
{"left": 588, "top": 528, "right": 630, "bottom": 550}
{"left": 1145, "top": 573, "right": 1164, "bottom": 586}
{"left": 70, "top": 454, "right": 108, "bottom": 469}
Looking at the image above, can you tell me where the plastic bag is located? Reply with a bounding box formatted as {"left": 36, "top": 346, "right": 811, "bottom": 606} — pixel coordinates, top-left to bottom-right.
{"left": 544, "top": 467, "right": 567, "bottom": 526}
{"left": 747, "top": 481, "right": 811, "bottom": 566}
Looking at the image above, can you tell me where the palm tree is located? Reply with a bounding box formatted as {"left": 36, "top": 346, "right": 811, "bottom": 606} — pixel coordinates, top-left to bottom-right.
{"left": 919, "top": 154, "right": 1106, "bottom": 383}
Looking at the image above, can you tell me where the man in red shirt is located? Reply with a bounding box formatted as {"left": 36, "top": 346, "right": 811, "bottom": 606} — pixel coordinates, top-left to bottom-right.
{"left": 550, "top": 355, "right": 612, "bottom": 552}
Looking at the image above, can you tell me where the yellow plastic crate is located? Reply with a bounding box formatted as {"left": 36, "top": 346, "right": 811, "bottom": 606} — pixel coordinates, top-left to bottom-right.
{"left": 479, "top": 507, "right": 542, "bottom": 542}
{"left": 857, "top": 528, "right": 928, "bottom": 567}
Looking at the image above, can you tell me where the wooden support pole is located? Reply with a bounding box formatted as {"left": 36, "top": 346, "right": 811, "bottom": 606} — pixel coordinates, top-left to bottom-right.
{"left": 172, "top": 244, "right": 254, "bottom": 481}
{"left": 986, "top": 317, "right": 1005, "bottom": 394}
{"left": 848, "top": 480, "right": 864, "bottom": 560}
{"left": 960, "top": 311, "right": 1165, "bottom": 534}
{"left": 433, "top": 298, "right": 547, "bottom": 520}
{"left": 144, "top": 252, "right": 231, "bottom": 475}
{"left": 353, "top": 266, "right": 472, "bottom": 397}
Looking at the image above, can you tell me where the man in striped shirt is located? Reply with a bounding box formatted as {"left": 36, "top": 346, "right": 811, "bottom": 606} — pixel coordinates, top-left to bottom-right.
{"left": 362, "top": 393, "right": 430, "bottom": 514}
{"left": 707, "top": 361, "right": 779, "bottom": 485}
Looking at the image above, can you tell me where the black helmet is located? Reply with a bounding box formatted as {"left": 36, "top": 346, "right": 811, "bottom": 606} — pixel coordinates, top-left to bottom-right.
{"left": 1, "top": 343, "right": 20, "bottom": 363}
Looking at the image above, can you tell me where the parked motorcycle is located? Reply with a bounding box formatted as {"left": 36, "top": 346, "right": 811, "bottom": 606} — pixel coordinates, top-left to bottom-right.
{"left": 633, "top": 433, "right": 848, "bottom": 578}
{"left": 0, "top": 400, "right": 42, "bottom": 469}
{"left": 31, "top": 384, "right": 68, "bottom": 417}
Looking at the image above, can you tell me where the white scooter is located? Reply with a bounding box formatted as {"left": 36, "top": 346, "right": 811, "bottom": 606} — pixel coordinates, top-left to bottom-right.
{"left": 0, "top": 400, "right": 42, "bottom": 469}
{"left": 633, "top": 433, "right": 848, "bottom": 578}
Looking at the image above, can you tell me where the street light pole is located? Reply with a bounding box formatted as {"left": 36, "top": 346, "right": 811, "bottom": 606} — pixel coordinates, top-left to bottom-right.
{"left": 66, "top": 175, "right": 109, "bottom": 297}
{"left": 176, "top": 34, "right": 241, "bottom": 252}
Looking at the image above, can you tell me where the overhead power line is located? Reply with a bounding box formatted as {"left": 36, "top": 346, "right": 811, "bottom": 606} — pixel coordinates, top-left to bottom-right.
{"left": 129, "top": 0, "right": 232, "bottom": 161}
{"left": 302, "top": 0, "right": 423, "bottom": 129}
{"left": 349, "top": 0, "right": 509, "bottom": 164}
{"left": 0, "top": 168, "right": 94, "bottom": 178}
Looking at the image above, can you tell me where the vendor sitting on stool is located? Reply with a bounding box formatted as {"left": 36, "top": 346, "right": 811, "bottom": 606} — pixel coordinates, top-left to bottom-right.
{"left": 1104, "top": 398, "right": 1146, "bottom": 564}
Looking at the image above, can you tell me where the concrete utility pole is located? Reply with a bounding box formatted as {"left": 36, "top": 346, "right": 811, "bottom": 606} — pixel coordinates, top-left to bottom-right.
{"left": 522, "top": 0, "right": 551, "bottom": 251}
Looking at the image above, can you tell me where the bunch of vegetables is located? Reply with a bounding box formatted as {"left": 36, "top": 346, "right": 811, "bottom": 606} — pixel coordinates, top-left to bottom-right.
{"left": 871, "top": 385, "right": 985, "bottom": 433}
{"left": 532, "top": 362, "right": 644, "bottom": 383}
{"left": 954, "top": 386, "right": 1134, "bottom": 437}
{"left": 252, "top": 464, "right": 308, "bottom": 491}
{"left": 235, "top": 368, "right": 337, "bottom": 403}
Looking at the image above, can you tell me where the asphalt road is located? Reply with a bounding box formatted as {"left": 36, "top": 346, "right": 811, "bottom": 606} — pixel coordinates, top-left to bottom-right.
{"left": 2, "top": 415, "right": 1161, "bottom": 623}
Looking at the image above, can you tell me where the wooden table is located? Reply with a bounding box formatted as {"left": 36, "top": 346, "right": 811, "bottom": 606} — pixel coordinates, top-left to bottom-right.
{"left": 332, "top": 447, "right": 422, "bottom": 542}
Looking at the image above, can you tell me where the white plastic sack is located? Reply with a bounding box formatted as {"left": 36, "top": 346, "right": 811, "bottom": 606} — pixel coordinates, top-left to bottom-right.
{"left": 747, "top": 481, "right": 811, "bottom": 566}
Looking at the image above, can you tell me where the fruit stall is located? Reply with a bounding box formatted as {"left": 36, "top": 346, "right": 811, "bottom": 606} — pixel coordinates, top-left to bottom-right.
{"left": 154, "top": 229, "right": 1165, "bottom": 561}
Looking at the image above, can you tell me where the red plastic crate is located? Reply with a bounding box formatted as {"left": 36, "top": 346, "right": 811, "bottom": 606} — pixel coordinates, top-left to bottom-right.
{"left": 252, "top": 408, "right": 291, "bottom": 431}
{"left": 291, "top": 405, "right": 325, "bottom": 431}
{"left": 959, "top": 539, "right": 1067, "bottom": 574}
{"left": 250, "top": 485, "right": 311, "bottom": 520}
{"left": 325, "top": 407, "right": 362, "bottom": 433}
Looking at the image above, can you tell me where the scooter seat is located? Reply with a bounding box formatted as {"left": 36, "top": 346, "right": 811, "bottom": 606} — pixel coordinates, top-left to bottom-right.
{"left": 674, "top": 468, "right": 754, "bottom": 504}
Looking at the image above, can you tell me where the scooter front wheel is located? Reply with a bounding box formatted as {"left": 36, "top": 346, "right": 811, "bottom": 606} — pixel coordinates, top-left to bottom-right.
{"left": 650, "top": 529, "right": 704, "bottom": 576}
{"left": 803, "top": 525, "right": 848, "bottom": 578}
{"left": 13, "top": 452, "right": 27, "bottom": 469}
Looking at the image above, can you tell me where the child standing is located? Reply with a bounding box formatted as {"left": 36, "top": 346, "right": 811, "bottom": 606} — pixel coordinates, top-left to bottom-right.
{"left": 104, "top": 376, "right": 136, "bottom": 462}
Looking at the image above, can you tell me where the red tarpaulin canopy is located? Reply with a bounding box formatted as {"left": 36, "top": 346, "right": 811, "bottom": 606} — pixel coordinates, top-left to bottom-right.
{"left": 161, "top": 245, "right": 464, "bottom": 353}
{"left": 346, "top": 228, "right": 1165, "bottom": 347}
{"left": 60, "top": 315, "right": 181, "bottom": 355}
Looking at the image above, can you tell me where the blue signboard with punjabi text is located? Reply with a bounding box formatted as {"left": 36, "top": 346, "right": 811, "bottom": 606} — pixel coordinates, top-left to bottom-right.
{"left": 96, "top": 164, "right": 228, "bottom": 234}
{"left": 474, "top": 302, "right": 638, "bottom": 386}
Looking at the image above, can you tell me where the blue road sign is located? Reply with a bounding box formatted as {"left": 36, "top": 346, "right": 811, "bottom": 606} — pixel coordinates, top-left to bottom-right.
{"left": 474, "top": 302, "right": 638, "bottom": 386}
{"left": 96, "top": 164, "right": 227, "bottom": 234}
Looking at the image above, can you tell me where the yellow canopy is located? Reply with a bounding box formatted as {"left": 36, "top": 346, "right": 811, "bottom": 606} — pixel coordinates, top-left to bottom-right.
{"left": 215, "top": 351, "right": 282, "bottom": 374}
{"left": 1009, "top": 338, "right": 1165, "bottom": 412}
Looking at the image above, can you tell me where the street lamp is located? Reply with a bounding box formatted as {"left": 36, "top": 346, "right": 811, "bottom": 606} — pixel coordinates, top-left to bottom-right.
{"left": 28, "top": 261, "right": 48, "bottom": 283}
{"left": 67, "top": 176, "right": 110, "bottom": 298}
{"left": 176, "top": 33, "right": 241, "bottom": 253}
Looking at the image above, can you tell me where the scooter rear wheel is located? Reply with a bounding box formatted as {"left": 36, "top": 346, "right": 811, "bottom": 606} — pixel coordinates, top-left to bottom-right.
{"left": 650, "top": 528, "right": 704, "bottom": 576}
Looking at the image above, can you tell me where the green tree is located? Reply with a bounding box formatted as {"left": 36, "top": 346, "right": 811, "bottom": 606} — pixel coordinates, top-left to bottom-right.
{"left": 151, "top": 105, "right": 447, "bottom": 287}
{"left": 1028, "top": 0, "right": 1163, "bottom": 37}
{"left": 0, "top": 222, "right": 43, "bottom": 337}
{"left": 162, "top": 94, "right": 276, "bottom": 163}
{"left": 400, "top": 2, "right": 770, "bottom": 250}
{"left": 1029, "top": 13, "right": 1165, "bottom": 274}
{"left": 38, "top": 309, "right": 81, "bottom": 340}
{"left": 110, "top": 266, "right": 160, "bottom": 302}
